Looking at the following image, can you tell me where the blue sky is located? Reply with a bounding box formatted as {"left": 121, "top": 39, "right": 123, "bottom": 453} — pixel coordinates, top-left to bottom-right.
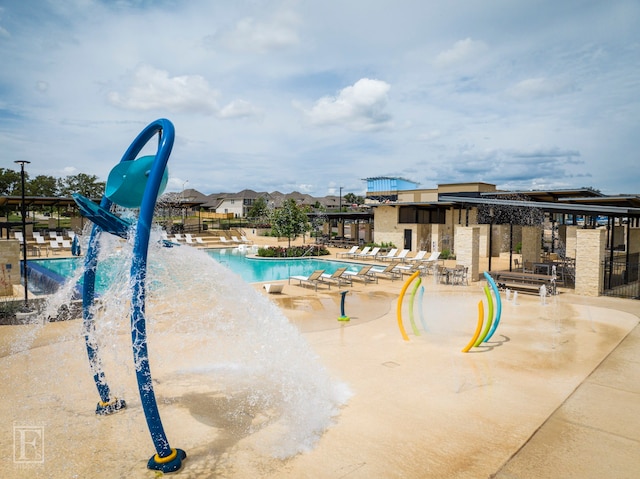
{"left": 1, "top": 0, "right": 639, "bottom": 197}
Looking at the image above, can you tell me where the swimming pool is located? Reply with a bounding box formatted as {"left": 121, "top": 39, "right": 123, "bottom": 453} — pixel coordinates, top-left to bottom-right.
{"left": 207, "top": 248, "right": 362, "bottom": 283}
{"left": 28, "top": 248, "right": 363, "bottom": 293}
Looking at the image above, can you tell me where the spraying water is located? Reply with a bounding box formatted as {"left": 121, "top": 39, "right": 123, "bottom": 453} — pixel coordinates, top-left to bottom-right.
{"left": 11, "top": 227, "right": 350, "bottom": 471}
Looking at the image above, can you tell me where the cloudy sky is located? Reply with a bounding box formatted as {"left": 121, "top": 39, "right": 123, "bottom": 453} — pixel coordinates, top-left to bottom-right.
{"left": 1, "top": 0, "right": 638, "bottom": 198}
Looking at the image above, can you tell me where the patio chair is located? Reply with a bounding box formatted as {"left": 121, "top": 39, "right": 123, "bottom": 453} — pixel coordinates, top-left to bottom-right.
{"left": 288, "top": 269, "right": 328, "bottom": 291}
{"left": 240, "top": 235, "right": 253, "bottom": 244}
{"left": 451, "top": 265, "right": 469, "bottom": 285}
{"left": 343, "top": 265, "right": 377, "bottom": 284}
{"left": 358, "top": 246, "right": 380, "bottom": 260}
{"left": 376, "top": 248, "right": 398, "bottom": 261}
{"left": 320, "top": 267, "right": 352, "bottom": 287}
{"left": 336, "top": 245, "right": 359, "bottom": 258}
{"left": 371, "top": 262, "right": 403, "bottom": 281}
{"left": 230, "top": 236, "right": 243, "bottom": 243}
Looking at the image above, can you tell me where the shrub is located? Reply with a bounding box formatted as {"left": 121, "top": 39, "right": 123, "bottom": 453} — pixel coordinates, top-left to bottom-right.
{"left": 257, "top": 245, "right": 330, "bottom": 257}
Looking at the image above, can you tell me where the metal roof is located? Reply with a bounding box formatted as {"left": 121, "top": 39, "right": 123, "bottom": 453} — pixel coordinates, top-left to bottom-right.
{"left": 440, "top": 195, "right": 640, "bottom": 217}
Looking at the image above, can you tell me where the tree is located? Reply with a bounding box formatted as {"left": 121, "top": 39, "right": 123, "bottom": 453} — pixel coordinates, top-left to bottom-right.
{"left": 247, "top": 197, "right": 270, "bottom": 223}
{"left": 57, "top": 173, "right": 105, "bottom": 198}
{"left": 28, "top": 175, "right": 58, "bottom": 196}
{"left": 343, "top": 192, "right": 365, "bottom": 207}
{"left": 270, "top": 198, "right": 309, "bottom": 247}
{"left": 0, "top": 168, "right": 22, "bottom": 195}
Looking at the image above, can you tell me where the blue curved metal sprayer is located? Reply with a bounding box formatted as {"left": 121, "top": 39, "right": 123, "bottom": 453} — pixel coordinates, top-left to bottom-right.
{"left": 73, "top": 118, "right": 186, "bottom": 473}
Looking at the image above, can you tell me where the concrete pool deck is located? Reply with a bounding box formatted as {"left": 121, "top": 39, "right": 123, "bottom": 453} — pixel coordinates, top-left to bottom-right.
{"left": 1, "top": 236, "right": 639, "bottom": 478}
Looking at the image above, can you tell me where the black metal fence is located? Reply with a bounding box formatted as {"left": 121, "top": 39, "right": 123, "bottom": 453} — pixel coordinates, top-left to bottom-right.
{"left": 601, "top": 253, "right": 640, "bottom": 299}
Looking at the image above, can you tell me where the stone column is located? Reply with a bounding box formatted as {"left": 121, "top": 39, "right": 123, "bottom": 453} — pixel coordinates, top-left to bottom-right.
{"left": 362, "top": 223, "right": 373, "bottom": 243}
{"left": 454, "top": 226, "right": 480, "bottom": 282}
{"left": 337, "top": 221, "right": 344, "bottom": 238}
{"left": 565, "top": 226, "right": 578, "bottom": 258}
{"left": 521, "top": 226, "right": 542, "bottom": 267}
{"left": 575, "top": 228, "right": 606, "bottom": 296}
{"left": 0, "top": 239, "right": 21, "bottom": 290}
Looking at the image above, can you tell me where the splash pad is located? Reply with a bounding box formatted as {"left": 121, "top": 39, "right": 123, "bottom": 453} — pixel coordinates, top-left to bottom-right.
{"left": 0, "top": 120, "right": 348, "bottom": 476}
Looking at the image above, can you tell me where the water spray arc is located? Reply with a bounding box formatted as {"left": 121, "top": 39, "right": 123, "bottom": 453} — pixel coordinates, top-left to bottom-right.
{"left": 73, "top": 119, "right": 186, "bottom": 473}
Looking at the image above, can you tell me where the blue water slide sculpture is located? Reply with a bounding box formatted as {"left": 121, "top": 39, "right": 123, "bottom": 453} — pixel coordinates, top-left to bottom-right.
{"left": 73, "top": 118, "right": 186, "bottom": 473}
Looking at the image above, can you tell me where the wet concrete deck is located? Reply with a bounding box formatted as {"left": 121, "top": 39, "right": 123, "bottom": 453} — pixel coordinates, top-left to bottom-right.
{"left": 1, "top": 271, "right": 638, "bottom": 478}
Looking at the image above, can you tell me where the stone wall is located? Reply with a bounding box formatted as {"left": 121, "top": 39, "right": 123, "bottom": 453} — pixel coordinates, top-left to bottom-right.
{"left": 575, "top": 228, "right": 606, "bottom": 296}
{"left": 454, "top": 226, "right": 479, "bottom": 282}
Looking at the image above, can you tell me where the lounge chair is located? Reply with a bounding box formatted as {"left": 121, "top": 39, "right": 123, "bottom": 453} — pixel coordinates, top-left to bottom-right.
{"left": 406, "top": 250, "right": 428, "bottom": 263}
{"left": 219, "top": 236, "right": 231, "bottom": 244}
{"left": 240, "top": 235, "right": 253, "bottom": 244}
{"left": 343, "top": 265, "right": 377, "bottom": 284}
{"left": 195, "top": 237, "right": 206, "bottom": 246}
{"left": 288, "top": 269, "right": 328, "bottom": 290}
{"left": 173, "top": 234, "right": 184, "bottom": 242}
{"left": 357, "top": 246, "right": 380, "bottom": 260}
{"left": 352, "top": 246, "right": 371, "bottom": 259}
{"left": 371, "top": 262, "right": 403, "bottom": 281}
{"left": 421, "top": 251, "right": 442, "bottom": 274}
{"left": 336, "top": 246, "right": 359, "bottom": 258}
{"left": 49, "top": 240, "right": 62, "bottom": 255}
{"left": 320, "top": 267, "right": 352, "bottom": 287}
{"left": 376, "top": 248, "right": 398, "bottom": 261}
{"left": 230, "top": 236, "right": 243, "bottom": 243}
{"left": 394, "top": 249, "right": 410, "bottom": 262}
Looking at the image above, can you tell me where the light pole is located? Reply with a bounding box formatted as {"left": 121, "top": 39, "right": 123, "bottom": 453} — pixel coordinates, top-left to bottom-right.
{"left": 14, "top": 160, "right": 30, "bottom": 310}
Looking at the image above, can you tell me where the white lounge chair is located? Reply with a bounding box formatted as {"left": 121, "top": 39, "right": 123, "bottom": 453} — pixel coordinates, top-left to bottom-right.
{"left": 406, "top": 250, "right": 428, "bottom": 263}
{"left": 358, "top": 246, "right": 380, "bottom": 260}
{"left": 230, "top": 236, "right": 243, "bottom": 243}
{"left": 376, "top": 248, "right": 398, "bottom": 261}
{"left": 336, "top": 246, "right": 359, "bottom": 258}
{"left": 49, "top": 240, "right": 62, "bottom": 255}
{"left": 352, "top": 246, "right": 371, "bottom": 259}
{"left": 395, "top": 249, "right": 410, "bottom": 262}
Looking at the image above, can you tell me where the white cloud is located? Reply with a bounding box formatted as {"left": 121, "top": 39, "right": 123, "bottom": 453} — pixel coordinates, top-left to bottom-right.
{"left": 107, "top": 64, "right": 219, "bottom": 114}
{"left": 434, "top": 38, "right": 488, "bottom": 68}
{"left": 217, "top": 9, "right": 300, "bottom": 53}
{"left": 219, "top": 100, "right": 262, "bottom": 120}
{"left": 508, "top": 77, "right": 575, "bottom": 99}
{"left": 304, "top": 78, "right": 392, "bottom": 131}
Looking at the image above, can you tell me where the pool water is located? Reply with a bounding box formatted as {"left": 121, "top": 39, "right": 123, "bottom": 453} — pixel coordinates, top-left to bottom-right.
{"left": 29, "top": 248, "right": 363, "bottom": 289}
{"left": 208, "top": 248, "right": 362, "bottom": 283}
